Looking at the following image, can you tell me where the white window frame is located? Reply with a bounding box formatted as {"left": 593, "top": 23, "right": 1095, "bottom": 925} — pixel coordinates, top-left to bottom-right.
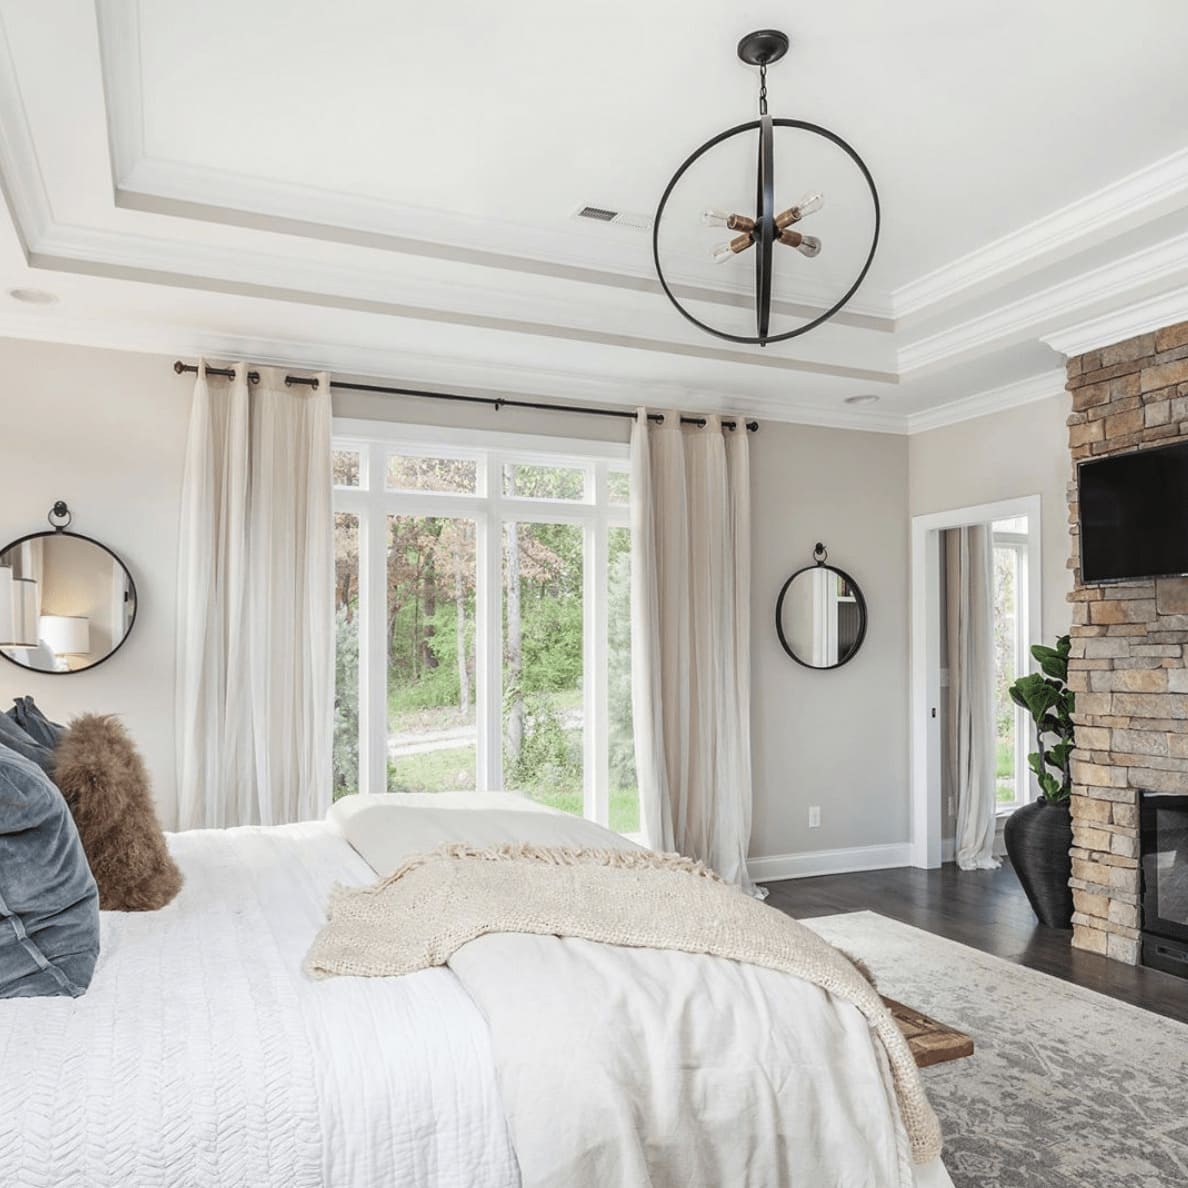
{"left": 332, "top": 418, "right": 631, "bottom": 828}
{"left": 993, "top": 526, "right": 1031, "bottom": 814}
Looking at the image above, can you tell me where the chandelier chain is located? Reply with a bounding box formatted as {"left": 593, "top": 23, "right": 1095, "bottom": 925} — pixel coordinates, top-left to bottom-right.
{"left": 758, "top": 63, "right": 768, "bottom": 115}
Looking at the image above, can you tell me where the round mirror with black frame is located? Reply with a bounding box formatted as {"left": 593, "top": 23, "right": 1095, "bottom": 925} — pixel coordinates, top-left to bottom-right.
{"left": 0, "top": 502, "right": 137, "bottom": 675}
{"left": 775, "top": 544, "right": 866, "bottom": 670}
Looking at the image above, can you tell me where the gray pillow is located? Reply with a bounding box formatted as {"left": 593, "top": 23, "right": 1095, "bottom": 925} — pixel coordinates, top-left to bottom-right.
{"left": 0, "top": 712, "right": 54, "bottom": 773}
{"left": 7, "top": 696, "right": 64, "bottom": 749}
{"left": 0, "top": 741, "right": 100, "bottom": 998}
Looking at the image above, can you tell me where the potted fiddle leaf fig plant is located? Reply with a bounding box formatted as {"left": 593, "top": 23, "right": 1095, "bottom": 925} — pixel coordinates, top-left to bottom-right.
{"left": 1003, "top": 635, "right": 1075, "bottom": 927}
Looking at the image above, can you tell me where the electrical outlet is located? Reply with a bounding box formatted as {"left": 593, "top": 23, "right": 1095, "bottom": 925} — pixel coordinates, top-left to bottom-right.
{"left": 947, "top": 794, "right": 955, "bottom": 818}
{"left": 808, "top": 806, "right": 821, "bottom": 828}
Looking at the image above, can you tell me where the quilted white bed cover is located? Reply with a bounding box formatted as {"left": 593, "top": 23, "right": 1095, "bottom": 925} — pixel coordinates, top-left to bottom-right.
{"left": 0, "top": 793, "right": 952, "bottom": 1187}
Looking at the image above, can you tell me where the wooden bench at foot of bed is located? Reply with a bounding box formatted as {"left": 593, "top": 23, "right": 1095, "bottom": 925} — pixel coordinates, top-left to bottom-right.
{"left": 883, "top": 997, "right": 974, "bottom": 1068}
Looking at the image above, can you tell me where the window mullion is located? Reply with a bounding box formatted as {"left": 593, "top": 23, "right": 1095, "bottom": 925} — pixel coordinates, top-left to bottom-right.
{"left": 477, "top": 454, "right": 504, "bottom": 792}
{"left": 363, "top": 442, "right": 389, "bottom": 796}
{"left": 586, "top": 463, "right": 610, "bottom": 826}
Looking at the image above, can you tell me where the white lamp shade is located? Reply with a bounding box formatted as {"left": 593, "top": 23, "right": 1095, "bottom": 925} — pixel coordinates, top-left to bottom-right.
{"left": 13, "top": 579, "right": 39, "bottom": 647}
{"left": 40, "top": 614, "right": 90, "bottom": 656}
{"left": 0, "top": 568, "right": 15, "bottom": 647}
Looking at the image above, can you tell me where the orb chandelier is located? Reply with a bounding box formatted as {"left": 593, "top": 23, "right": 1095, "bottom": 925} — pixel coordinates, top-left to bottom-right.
{"left": 652, "top": 30, "right": 880, "bottom": 346}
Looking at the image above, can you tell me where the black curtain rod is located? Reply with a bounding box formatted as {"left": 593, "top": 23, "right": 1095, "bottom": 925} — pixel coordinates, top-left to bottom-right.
{"left": 173, "top": 361, "right": 759, "bottom": 432}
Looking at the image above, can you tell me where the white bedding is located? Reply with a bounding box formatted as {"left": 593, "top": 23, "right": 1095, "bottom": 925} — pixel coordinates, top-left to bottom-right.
{"left": 0, "top": 819, "right": 518, "bottom": 1188}
{"left": 0, "top": 793, "right": 952, "bottom": 1187}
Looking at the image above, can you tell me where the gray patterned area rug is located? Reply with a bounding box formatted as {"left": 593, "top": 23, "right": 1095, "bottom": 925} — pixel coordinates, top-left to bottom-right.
{"left": 804, "top": 911, "right": 1188, "bottom": 1188}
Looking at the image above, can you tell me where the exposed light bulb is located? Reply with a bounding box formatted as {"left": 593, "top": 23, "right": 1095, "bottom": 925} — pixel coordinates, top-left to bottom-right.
{"left": 711, "top": 232, "right": 754, "bottom": 263}
{"left": 703, "top": 209, "right": 756, "bottom": 232}
{"left": 775, "top": 191, "right": 825, "bottom": 231}
{"left": 777, "top": 229, "right": 822, "bottom": 258}
{"left": 798, "top": 192, "right": 824, "bottom": 217}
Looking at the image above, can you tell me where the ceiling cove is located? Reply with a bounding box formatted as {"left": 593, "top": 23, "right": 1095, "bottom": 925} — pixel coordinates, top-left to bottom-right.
{"left": 0, "top": 1, "right": 1183, "bottom": 431}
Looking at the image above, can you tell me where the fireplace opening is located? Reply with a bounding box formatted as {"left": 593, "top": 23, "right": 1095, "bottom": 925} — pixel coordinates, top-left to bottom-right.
{"left": 1139, "top": 791, "right": 1188, "bottom": 978}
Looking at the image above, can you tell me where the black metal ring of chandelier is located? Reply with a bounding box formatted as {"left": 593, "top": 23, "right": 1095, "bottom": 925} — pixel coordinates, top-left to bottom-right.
{"left": 652, "top": 47, "right": 881, "bottom": 347}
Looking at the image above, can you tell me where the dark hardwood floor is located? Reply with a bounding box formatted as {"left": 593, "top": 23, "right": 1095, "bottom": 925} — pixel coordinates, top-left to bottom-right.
{"left": 762, "top": 859, "right": 1188, "bottom": 1025}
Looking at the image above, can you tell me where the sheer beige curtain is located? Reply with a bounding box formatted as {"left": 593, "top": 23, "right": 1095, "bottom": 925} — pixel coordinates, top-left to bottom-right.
{"left": 630, "top": 409, "right": 758, "bottom": 894}
{"left": 945, "top": 525, "right": 1000, "bottom": 870}
{"left": 176, "top": 362, "right": 333, "bottom": 830}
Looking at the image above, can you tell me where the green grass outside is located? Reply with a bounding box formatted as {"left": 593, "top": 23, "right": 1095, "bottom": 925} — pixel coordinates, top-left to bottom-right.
{"left": 388, "top": 744, "right": 476, "bottom": 792}
{"left": 995, "top": 734, "right": 1015, "bottom": 805}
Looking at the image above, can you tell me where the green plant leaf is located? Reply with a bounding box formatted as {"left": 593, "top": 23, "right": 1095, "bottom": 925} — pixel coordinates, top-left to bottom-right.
{"left": 1031, "top": 644, "right": 1068, "bottom": 682}
{"left": 1048, "top": 741, "right": 1074, "bottom": 766}
{"left": 1012, "top": 635, "right": 1076, "bottom": 800}
{"left": 1009, "top": 672, "right": 1060, "bottom": 722}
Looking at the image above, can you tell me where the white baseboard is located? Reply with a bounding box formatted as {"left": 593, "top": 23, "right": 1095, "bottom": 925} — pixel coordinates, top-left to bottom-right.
{"left": 749, "top": 842, "right": 914, "bottom": 884}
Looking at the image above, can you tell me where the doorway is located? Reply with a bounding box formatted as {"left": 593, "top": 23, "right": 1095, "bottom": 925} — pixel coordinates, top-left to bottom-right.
{"left": 910, "top": 496, "right": 1043, "bottom": 868}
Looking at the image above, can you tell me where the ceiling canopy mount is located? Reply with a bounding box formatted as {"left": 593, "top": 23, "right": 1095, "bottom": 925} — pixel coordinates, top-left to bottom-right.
{"left": 736, "top": 29, "right": 789, "bottom": 68}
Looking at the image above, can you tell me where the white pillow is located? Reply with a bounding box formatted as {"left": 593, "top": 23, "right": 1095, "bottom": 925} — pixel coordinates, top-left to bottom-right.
{"left": 328, "top": 791, "right": 643, "bottom": 877}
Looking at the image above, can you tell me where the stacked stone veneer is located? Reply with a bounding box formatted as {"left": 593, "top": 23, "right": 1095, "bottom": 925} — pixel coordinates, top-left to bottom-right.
{"left": 1066, "top": 319, "right": 1188, "bottom": 963}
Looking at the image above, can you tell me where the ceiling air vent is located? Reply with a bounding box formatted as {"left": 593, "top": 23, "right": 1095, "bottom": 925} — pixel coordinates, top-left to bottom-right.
{"left": 573, "top": 205, "right": 654, "bottom": 231}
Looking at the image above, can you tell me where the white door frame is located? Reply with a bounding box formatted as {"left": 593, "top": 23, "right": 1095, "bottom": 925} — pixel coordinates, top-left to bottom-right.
{"left": 910, "top": 494, "right": 1043, "bottom": 868}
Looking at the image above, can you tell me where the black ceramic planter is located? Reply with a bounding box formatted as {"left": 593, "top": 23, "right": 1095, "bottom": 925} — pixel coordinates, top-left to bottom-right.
{"left": 1003, "top": 798, "right": 1074, "bottom": 928}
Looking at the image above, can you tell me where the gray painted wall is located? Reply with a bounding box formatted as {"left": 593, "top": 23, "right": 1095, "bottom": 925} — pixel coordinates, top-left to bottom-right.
{"left": 909, "top": 391, "right": 1073, "bottom": 643}
{"left": 0, "top": 339, "right": 190, "bottom": 820}
{"left": 0, "top": 335, "right": 1064, "bottom": 867}
{"left": 750, "top": 422, "right": 911, "bottom": 859}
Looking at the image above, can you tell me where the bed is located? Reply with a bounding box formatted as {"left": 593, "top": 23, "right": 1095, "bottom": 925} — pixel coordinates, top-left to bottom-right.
{"left": 0, "top": 792, "right": 953, "bottom": 1187}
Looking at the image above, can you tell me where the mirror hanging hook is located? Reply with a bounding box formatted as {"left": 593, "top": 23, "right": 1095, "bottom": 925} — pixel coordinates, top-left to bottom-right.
{"left": 47, "top": 501, "right": 72, "bottom": 532}
{"left": 813, "top": 542, "right": 827, "bottom": 566}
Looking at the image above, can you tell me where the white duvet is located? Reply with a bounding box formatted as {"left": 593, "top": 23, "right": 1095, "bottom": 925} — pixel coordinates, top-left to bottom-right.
{"left": 0, "top": 793, "right": 951, "bottom": 1187}
{"left": 0, "top": 819, "right": 518, "bottom": 1188}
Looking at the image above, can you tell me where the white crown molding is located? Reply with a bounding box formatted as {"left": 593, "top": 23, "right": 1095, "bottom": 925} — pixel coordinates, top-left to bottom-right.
{"left": 905, "top": 369, "right": 1066, "bottom": 435}
{"left": 0, "top": 9, "right": 51, "bottom": 248}
{"left": 0, "top": 308, "right": 912, "bottom": 432}
{"left": 748, "top": 842, "right": 912, "bottom": 883}
{"left": 0, "top": 309, "right": 1078, "bottom": 437}
{"left": 892, "top": 146, "right": 1188, "bottom": 319}
{"left": 93, "top": 0, "right": 142, "bottom": 184}
{"left": 898, "top": 230, "right": 1188, "bottom": 374}
{"left": 1041, "top": 285, "right": 1188, "bottom": 358}
{"left": 113, "top": 156, "right": 898, "bottom": 323}
{"left": 23, "top": 220, "right": 898, "bottom": 384}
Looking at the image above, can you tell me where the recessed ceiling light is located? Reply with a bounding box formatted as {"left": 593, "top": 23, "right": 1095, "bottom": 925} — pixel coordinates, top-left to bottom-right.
{"left": 844, "top": 393, "right": 880, "bottom": 406}
{"left": 7, "top": 287, "right": 59, "bottom": 305}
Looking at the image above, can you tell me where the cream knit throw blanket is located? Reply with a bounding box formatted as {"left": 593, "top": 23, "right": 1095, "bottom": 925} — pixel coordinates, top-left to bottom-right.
{"left": 305, "top": 844, "right": 942, "bottom": 1164}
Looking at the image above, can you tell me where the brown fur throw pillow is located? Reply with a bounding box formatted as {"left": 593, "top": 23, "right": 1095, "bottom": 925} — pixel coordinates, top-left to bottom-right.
{"left": 53, "top": 715, "right": 182, "bottom": 911}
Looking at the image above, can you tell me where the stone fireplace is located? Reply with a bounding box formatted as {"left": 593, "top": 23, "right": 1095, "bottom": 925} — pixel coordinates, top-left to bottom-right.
{"left": 1066, "top": 319, "right": 1188, "bottom": 963}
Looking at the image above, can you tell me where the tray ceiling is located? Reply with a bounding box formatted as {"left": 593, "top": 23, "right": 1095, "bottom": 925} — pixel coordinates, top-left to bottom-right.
{"left": 0, "top": 0, "right": 1187, "bottom": 430}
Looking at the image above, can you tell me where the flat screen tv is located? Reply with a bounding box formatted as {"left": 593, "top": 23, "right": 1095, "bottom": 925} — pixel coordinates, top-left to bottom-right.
{"left": 1079, "top": 439, "right": 1188, "bottom": 583}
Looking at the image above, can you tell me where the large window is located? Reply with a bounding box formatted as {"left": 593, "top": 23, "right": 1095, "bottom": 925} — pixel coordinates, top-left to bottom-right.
{"left": 993, "top": 517, "right": 1030, "bottom": 811}
{"left": 331, "top": 422, "right": 636, "bottom": 833}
